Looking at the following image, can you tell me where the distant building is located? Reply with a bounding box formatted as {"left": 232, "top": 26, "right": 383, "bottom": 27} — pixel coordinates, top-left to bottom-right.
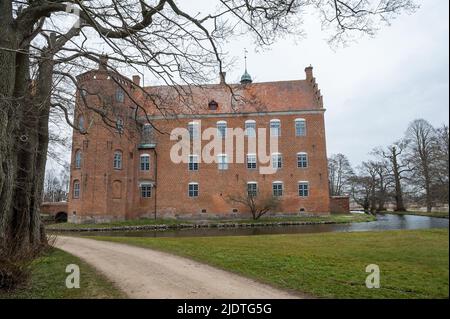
{"left": 68, "top": 58, "right": 333, "bottom": 223}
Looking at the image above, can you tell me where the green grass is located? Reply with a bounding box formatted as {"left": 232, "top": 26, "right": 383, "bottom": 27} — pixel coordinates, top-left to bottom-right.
{"left": 46, "top": 218, "right": 192, "bottom": 230}
{"left": 385, "top": 211, "right": 449, "bottom": 219}
{"left": 93, "top": 229, "right": 449, "bottom": 299}
{"left": 46, "top": 213, "right": 376, "bottom": 231}
{"left": 0, "top": 248, "right": 125, "bottom": 299}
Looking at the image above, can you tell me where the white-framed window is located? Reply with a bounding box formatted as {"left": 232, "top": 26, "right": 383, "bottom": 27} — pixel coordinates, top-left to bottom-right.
{"left": 298, "top": 181, "right": 309, "bottom": 197}
{"left": 116, "top": 88, "right": 125, "bottom": 102}
{"left": 113, "top": 150, "right": 123, "bottom": 169}
{"left": 246, "top": 154, "right": 257, "bottom": 169}
{"left": 116, "top": 117, "right": 124, "bottom": 133}
{"left": 295, "top": 118, "right": 306, "bottom": 136}
{"left": 270, "top": 119, "right": 281, "bottom": 137}
{"left": 297, "top": 152, "right": 308, "bottom": 168}
{"left": 218, "top": 154, "right": 228, "bottom": 170}
{"left": 188, "top": 121, "right": 199, "bottom": 140}
{"left": 247, "top": 182, "right": 258, "bottom": 197}
{"left": 78, "top": 115, "right": 85, "bottom": 131}
{"left": 73, "top": 180, "right": 80, "bottom": 199}
{"left": 272, "top": 153, "right": 282, "bottom": 169}
{"left": 245, "top": 120, "right": 256, "bottom": 137}
{"left": 75, "top": 150, "right": 82, "bottom": 169}
{"left": 188, "top": 154, "right": 199, "bottom": 171}
{"left": 142, "top": 123, "right": 152, "bottom": 137}
{"left": 140, "top": 154, "right": 150, "bottom": 171}
{"left": 272, "top": 182, "right": 283, "bottom": 197}
{"left": 140, "top": 183, "right": 152, "bottom": 198}
{"left": 217, "top": 121, "right": 227, "bottom": 139}
{"left": 188, "top": 183, "right": 199, "bottom": 197}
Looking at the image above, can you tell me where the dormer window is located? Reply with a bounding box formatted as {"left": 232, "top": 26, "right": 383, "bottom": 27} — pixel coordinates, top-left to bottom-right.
{"left": 208, "top": 100, "right": 218, "bottom": 111}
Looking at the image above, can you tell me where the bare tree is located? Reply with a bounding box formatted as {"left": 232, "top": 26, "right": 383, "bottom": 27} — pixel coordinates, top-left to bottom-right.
{"left": 349, "top": 174, "right": 374, "bottom": 214}
{"left": 228, "top": 186, "right": 280, "bottom": 220}
{"left": 328, "top": 153, "right": 354, "bottom": 196}
{"left": 433, "top": 124, "right": 449, "bottom": 204}
{"left": 0, "top": 0, "right": 417, "bottom": 258}
{"left": 43, "top": 167, "right": 68, "bottom": 202}
{"left": 405, "top": 119, "right": 437, "bottom": 212}
{"left": 350, "top": 160, "right": 390, "bottom": 214}
{"left": 372, "top": 140, "right": 410, "bottom": 211}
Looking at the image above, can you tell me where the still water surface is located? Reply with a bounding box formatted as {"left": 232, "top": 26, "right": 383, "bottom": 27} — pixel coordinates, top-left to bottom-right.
{"left": 71, "top": 213, "right": 449, "bottom": 238}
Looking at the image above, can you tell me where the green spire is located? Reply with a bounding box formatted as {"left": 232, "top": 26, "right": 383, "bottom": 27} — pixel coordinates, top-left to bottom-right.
{"left": 240, "top": 49, "right": 253, "bottom": 84}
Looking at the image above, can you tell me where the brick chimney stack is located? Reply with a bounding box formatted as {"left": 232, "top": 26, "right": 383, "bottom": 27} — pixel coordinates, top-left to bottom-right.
{"left": 99, "top": 55, "right": 108, "bottom": 71}
{"left": 305, "top": 65, "right": 313, "bottom": 81}
{"left": 132, "top": 75, "right": 141, "bottom": 86}
{"left": 219, "top": 72, "right": 226, "bottom": 84}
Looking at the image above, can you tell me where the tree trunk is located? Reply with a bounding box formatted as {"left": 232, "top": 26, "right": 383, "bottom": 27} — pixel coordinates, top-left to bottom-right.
{"left": 0, "top": 10, "right": 21, "bottom": 257}
{"left": 422, "top": 158, "right": 432, "bottom": 213}
{"left": 392, "top": 150, "right": 406, "bottom": 211}
{"left": 0, "top": 10, "right": 52, "bottom": 258}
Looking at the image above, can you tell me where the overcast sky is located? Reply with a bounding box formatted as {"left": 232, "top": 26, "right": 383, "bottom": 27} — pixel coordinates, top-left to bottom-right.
{"left": 48, "top": 0, "right": 449, "bottom": 173}
{"left": 216, "top": 0, "right": 449, "bottom": 166}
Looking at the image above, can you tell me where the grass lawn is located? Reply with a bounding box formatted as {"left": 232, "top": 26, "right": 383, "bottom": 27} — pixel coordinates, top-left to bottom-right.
{"left": 0, "top": 248, "right": 125, "bottom": 299}
{"left": 46, "top": 213, "right": 376, "bottom": 231}
{"left": 93, "top": 229, "right": 449, "bottom": 299}
{"left": 385, "top": 211, "right": 449, "bottom": 219}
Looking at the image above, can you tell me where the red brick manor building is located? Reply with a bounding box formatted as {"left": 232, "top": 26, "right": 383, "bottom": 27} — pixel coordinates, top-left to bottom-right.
{"left": 68, "top": 59, "right": 336, "bottom": 223}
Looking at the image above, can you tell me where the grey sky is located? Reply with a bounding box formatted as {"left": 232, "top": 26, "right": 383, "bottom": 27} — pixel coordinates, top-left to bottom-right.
{"left": 47, "top": 0, "right": 449, "bottom": 172}
{"left": 217, "top": 0, "right": 449, "bottom": 166}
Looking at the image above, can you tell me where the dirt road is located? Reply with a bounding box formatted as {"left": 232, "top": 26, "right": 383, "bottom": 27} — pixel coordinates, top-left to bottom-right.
{"left": 55, "top": 236, "right": 300, "bottom": 299}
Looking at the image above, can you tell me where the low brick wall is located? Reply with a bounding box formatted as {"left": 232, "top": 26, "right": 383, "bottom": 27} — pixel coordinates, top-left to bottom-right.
{"left": 329, "top": 196, "right": 350, "bottom": 214}
{"left": 40, "top": 202, "right": 68, "bottom": 221}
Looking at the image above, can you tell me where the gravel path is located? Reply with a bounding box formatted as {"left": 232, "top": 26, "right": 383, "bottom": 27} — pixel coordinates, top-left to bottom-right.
{"left": 54, "top": 236, "right": 301, "bottom": 299}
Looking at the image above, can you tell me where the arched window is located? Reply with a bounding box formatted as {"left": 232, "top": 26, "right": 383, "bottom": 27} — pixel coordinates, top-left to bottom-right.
{"left": 270, "top": 119, "right": 281, "bottom": 137}
{"left": 217, "top": 121, "right": 227, "bottom": 139}
{"left": 140, "top": 183, "right": 152, "bottom": 198}
{"left": 78, "top": 115, "right": 85, "bottom": 132}
{"left": 188, "top": 154, "right": 199, "bottom": 171}
{"left": 298, "top": 181, "right": 309, "bottom": 197}
{"left": 113, "top": 150, "right": 123, "bottom": 169}
{"left": 116, "top": 88, "right": 125, "bottom": 102}
{"left": 247, "top": 182, "right": 258, "bottom": 197}
{"left": 188, "top": 121, "right": 199, "bottom": 140}
{"left": 140, "top": 154, "right": 150, "bottom": 171}
{"left": 245, "top": 120, "right": 256, "bottom": 137}
{"left": 75, "top": 150, "right": 82, "bottom": 169}
{"left": 217, "top": 154, "right": 228, "bottom": 170}
{"left": 295, "top": 118, "right": 306, "bottom": 136}
{"left": 73, "top": 180, "right": 80, "bottom": 199}
{"left": 271, "top": 152, "right": 282, "bottom": 169}
{"left": 272, "top": 181, "right": 283, "bottom": 197}
{"left": 188, "top": 182, "right": 199, "bottom": 197}
{"left": 297, "top": 152, "right": 308, "bottom": 168}
{"left": 208, "top": 100, "right": 218, "bottom": 110}
{"left": 80, "top": 88, "right": 88, "bottom": 97}
{"left": 246, "top": 154, "right": 257, "bottom": 169}
{"left": 142, "top": 124, "right": 152, "bottom": 137}
{"left": 116, "top": 117, "right": 124, "bottom": 134}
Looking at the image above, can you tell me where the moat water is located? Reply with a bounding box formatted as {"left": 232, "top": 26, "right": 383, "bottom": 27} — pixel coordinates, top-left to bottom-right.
{"left": 67, "top": 213, "right": 449, "bottom": 238}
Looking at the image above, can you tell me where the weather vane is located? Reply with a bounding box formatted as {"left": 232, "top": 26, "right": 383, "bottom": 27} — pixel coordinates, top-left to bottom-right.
{"left": 244, "top": 48, "right": 248, "bottom": 71}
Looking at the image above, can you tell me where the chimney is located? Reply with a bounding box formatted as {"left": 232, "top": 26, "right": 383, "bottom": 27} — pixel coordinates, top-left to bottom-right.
{"left": 219, "top": 72, "right": 226, "bottom": 84}
{"left": 99, "top": 55, "right": 108, "bottom": 71}
{"left": 132, "top": 75, "right": 141, "bottom": 86}
{"left": 305, "top": 65, "right": 313, "bottom": 81}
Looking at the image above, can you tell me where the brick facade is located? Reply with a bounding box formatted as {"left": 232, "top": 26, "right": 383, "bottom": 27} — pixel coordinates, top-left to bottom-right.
{"left": 329, "top": 196, "right": 350, "bottom": 214}
{"left": 67, "top": 62, "right": 331, "bottom": 223}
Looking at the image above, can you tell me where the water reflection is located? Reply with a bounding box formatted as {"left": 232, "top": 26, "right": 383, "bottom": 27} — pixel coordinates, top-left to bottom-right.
{"left": 68, "top": 214, "right": 449, "bottom": 238}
